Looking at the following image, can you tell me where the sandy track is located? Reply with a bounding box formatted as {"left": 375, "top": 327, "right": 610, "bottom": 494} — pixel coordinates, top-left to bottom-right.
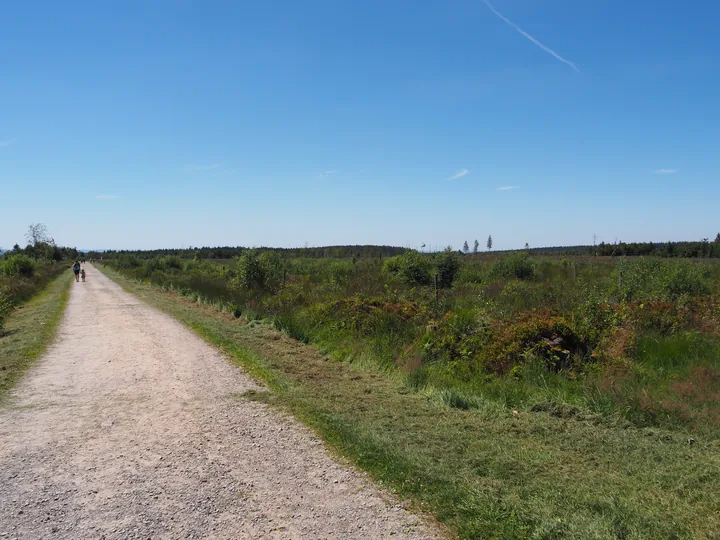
{"left": 0, "top": 266, "right": 437, "bottom": 539}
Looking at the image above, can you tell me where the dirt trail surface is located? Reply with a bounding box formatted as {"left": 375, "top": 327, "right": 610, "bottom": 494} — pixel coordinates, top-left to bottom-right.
{"left": 0, "top": 266, "right": 438, "bottom": 539}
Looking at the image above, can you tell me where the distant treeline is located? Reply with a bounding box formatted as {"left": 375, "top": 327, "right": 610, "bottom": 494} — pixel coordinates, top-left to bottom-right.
{"left": 93, "top": 237, "right": 720, "bottom": 261}
{"left": 526, "top": 235, "right": 720, "bottom": 258}
{"left": 90, "top": 245, "right": 408, "bottom": 261}
{"left": 4, "top": 242, "right": 82, "bottom": 263}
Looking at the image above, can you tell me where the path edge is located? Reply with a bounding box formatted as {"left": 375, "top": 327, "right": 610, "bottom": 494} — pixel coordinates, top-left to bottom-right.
{"left": 94, "top": 263, "right": 449, "bottom": 539}
{"left": 0, "top": 270, "right": 74, "bottom": 404}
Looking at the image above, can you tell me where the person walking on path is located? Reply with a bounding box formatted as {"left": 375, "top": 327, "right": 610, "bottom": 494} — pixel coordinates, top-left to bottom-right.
{"left": 72, "top": 261, "right": 81, "bottom": 282}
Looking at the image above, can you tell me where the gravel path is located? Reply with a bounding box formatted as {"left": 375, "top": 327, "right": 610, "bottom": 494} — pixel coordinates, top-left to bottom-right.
{"left": 0, "top": 265, "right": 438, "bottom": 539}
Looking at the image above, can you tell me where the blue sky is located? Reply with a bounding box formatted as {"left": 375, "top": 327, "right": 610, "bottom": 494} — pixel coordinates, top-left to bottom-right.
{"left": 1, "top": 0, "right": 719, "bottom": 251}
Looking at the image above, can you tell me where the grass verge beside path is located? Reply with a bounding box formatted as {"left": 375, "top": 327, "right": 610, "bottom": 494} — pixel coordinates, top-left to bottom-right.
{"left": 0, "top": 271, "right": 73, "bottom": 402}
{"left": 98, "top": 265, "right": 720, "bottom": 540}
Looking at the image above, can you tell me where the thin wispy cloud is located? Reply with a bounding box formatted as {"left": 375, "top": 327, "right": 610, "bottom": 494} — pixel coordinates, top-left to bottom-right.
{"left": 96, "top": 194, "right": 122, "bottom": 200}
{"left": 0, "top": 138, "right": 15, "bottom": 147}
{"left": 482, "top": 0, "right": 579, "bottom": 73}
{"left": 316, "top": 169, "right": 340, "bottom": 180}
{"left": 656, "top": 169, "right": 677, "bottom": 175}
{"left": 447, "top": 169, "right": 469, "bottom": 181}
{"left": 496, "top": 186, "right": 519, "bottom": 191}
{"left": 184, "top": 164, "right": 221, "bottom": 172}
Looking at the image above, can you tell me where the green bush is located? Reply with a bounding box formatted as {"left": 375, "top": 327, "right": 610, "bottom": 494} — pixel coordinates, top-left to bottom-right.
{"left": 1, "top": 254, "right": 36, "bottom": 278}
{"left": 159, "top": 256, "right": 182, "bottom": 271}
{"left": 143, "top": 258, "right": 161, "bottom": 275}
{"left": 328, "top": 260, "right": 354, "bottom": 285}
{"left": 498, "top": 280, "right": 535, "bottom": 313}
{"left": 115, "top": 254, "right": 140, "bottom": 269}
{"left": 490, "top": 253, "right": 535, "bottom": 281}
{"left": 614, "top": 258, "right": 712, "bottom": 302}
{"left": 382, "top": 256, "right": 401, "bottom": 274}
{"left": 660, "top": 262, "right": 711, "bottom": 299}
{"left": 574, "top": 289, "right": 624, "bottom": 346}
{"left": 232, "top": 250, "right": 266, "bottom": 290}
{"left": 422, "top": 308, "right": 488, "bottom": 365}
{"left": 436, "top": 248, "right": 461, "bottom": 288}
{"left": 259, "top": 251, "right": 286, "bottom": 288}
{"left": 456, "top": 264, "right": 488, "bottom": 285}
{"left": 382, "top": 251, "right": 433, "bottom": 286}
{"left": 613, "top": 258, "right": 655, "bottom": 302}
{"left": 139, "top": 256, "right": 182, "bottom": 276}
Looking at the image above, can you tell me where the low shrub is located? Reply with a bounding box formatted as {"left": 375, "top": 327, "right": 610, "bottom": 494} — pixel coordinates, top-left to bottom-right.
{"left": 382, "top": 251, "right": 433, "bottom": 286}
{"left": 490, "top": 253, "right": 535, "bottom": 281}
{"left": 614, "top": 258, "right": 712, "bottom": 302}
{"left": 114, "top": 254, "right": 140, "bottom": 269}
{"left": 660, "top": 262, "right": 712, "bottom": 299}
{"left": 497, "top": 280, "right": 541, "bottom": 314}
{"left": 259, "top": 251, "right": 286, "bottom": 289}
{"left": 574, "top": 290, "right": 626, "bottom": 346}
{"left": 1, "top": 254, "right": 36, "bottom": 278}
{"left": 232, "top": 250, "right": 266, "bottom": 290}
{"left": 484, "top": 311, "right": 586, "bottom": 374}
{"left": 313, "top": 296, "right": 422, "bottom": 336}
{"left": 0, "top": 286, "right": 13, "bottom": 335}
{"left": 436, "top": 248, "right": 461, "bottom": 288}
{"left": 421, "top": 308, "right": 489, "bottom": 367}
{"left": 0, "top": 260, "right": 68, "bottom": 321}
{"left": 455, "top": 265, "right": 487, "bottom": 284}
{"left": 159, "top": 256, "right": 182, "bottom": 271}
{"left": 328, "top": 260, "right": 355, "bottom": 285}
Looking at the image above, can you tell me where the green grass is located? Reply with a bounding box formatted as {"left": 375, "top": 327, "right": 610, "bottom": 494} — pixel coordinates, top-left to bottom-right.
{"left": 601, "top": 333, "right": 720, "bottom": 433}
{"left": 98, "top": 264, "right": 720, "bottom": 540}
{"left": 0, "top": 270, "right": 73, "bottom": 402}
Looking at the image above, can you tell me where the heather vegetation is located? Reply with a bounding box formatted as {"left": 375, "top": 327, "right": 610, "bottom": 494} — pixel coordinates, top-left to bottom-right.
{"left": 102, "top": 247, "right": 720, "bottom": 437}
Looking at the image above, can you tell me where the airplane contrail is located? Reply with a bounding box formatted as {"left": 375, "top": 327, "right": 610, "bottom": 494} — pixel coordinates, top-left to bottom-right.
{"left": 482, "top": 0, "right": 579, "bottom": 72}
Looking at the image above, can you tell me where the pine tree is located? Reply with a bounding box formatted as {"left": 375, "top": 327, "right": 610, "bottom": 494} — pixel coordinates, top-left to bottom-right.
{"left": 462, "top": 241, "right": 469, "bottom": 254}
{"left": 473, "top": 239, "right": 479, "bottom": 254}
{"left": 487, "top": 235, "right": 493, "bottom": 250}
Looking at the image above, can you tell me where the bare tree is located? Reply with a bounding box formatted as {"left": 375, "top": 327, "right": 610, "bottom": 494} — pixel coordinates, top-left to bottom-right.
{"left": 26, "top": 223, "right": 49, "bottom": 246}
{"left": 462, "top": 241, "right": 469, "bottom": 254}
{"left": 486, "top": 235, "right": 492, "bottom": 251}
{"left": 473, "top": 239, "right": 479, "bottom": 254}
